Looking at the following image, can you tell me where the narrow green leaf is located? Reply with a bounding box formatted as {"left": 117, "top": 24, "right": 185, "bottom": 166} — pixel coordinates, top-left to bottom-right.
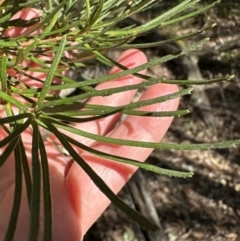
{"left": 0, "top": 113, "right": 33, "bottom": 125}
{"left": 23, "top": 38, "right": 40, "bottom": 59}
{"left": 35, "top": 35, "right": 66, "bottom": 111}
{"left": 41, "top": 87, "right": 190, "bottom": 116}
{"left": 0, "top": 11, "right": 12, "bottom": 24}
{"left": 4, "top": 103, "right": 15, "bottom": 132}
{"left": 0, "top": 40, "right": 18, "bottom": 48}
{"left": 40, "top": 79, "right": 191, "bottom": 112}
{"left": 39, "top": 133, "right": 52, "bottom": 241}
{"left": 85, "top": 0, "right": 91, "bottom": 20}
{"left": 18, "top": 137, "right": 32, "bottom": 209}
{"left": 120, "top": 109, "right": 190, "bottom": 117}
{"left": 0, "top": 137, "right": 19, "bottom": 167}
{"left": 45, "top": 118, "right": 240, "bottom": 151}
{"left": 145, "top": 75, "right": 233, "bottom": 86}
{"left": 44, "top": 7, "right": 61, "bottom": 34}
{"left": 85, "top": 88, "right": 192, "bottom": 111}
{"left": 29, "top": 121, "right": 41, "bottom": 241}
{"left": 0, "top": 91, "right": 29, "bottom": 112}
{"left": 107, "top": 0, "right": 200, "bottom": 36}
{"left": 0, "top": 118, "right": 32, "bottom": 148}
{"left": 42, "top": 109, "right": 189, "bottom": 124}
{"left": 161, "top": 0, "right": 221, "bottom": 27}
{"left": 8, "top": 48, "right": 25, "bottom": 67}
{"left": 0, "top": 54, "right": 7, "bottom": 92}
{"left": 28, "top": 55, "right": 51, "bottom": 69}
{"left": 64, "top": 134, "right": 193, "bottom": 178}
{"left": 82, "top": 0, "right": 103, "bottom": 32}
{"left": 4, "top": 143, "right": 22, "bottom": 241}
{"left": 121, "top": 24, "right": 216, "bottom": 49}
{"left": 41, "top": 81, "right": 156, "bottom": 110}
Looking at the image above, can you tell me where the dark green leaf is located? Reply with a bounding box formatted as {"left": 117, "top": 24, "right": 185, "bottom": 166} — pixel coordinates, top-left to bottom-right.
{"left": 29, "top": 121, "right": 41, "bottom": 241}
{"left": 35, "top": 35, "right": 67, "bottom": 111}
{"left": 0, "top": 118, "right": 32, "bottom": 148}
{"left": 4, "top": 143, "right": 22, "bottom": 241}
{"left": 39, "top": 133, "right": 52, "bottom": 241}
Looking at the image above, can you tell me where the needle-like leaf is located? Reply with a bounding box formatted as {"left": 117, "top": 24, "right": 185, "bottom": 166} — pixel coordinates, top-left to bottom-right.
{"left": 39, "top": 132, "right": 52, "bottom": 241}
{"left": 35, "top": 35, "right": 67, "bottom": 111}
{"left": 4, "top": 143, "right": 22, "bottom": 241}
{"left": 29, "top": 121, "right": 41, "bottom": 241}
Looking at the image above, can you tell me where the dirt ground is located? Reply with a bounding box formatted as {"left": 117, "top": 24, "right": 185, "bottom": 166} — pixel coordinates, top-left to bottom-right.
{"left": 83, "top": 1, "right": 240, "bottom": 240}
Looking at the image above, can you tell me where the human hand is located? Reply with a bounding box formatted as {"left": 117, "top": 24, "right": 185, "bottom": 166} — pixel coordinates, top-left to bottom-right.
{"left": 0, "top": 8, "right": 179, "bottom": 241}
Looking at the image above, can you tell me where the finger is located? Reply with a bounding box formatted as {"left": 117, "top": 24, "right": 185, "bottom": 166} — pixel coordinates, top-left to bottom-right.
{"left": 48, "top": 49, "right": 148, "bottom": 147}
{"left": 3, "top": 8, "right": 42, "bottom": 37}
{"left": 65, "top": 83, "right": 179, "bottom": 235}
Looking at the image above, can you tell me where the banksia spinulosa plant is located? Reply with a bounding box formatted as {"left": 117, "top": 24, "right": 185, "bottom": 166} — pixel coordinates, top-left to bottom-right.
{"left": 0, "top": 0, "right": 238, "bottom": 240}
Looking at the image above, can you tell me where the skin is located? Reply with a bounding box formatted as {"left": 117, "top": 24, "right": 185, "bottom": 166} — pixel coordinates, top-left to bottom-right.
{"left": 0, "top": 8, "right": 179, "bottom": 241}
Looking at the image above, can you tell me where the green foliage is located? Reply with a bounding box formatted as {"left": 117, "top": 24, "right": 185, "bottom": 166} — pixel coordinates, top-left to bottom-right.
{"left": 0, "top": 0, "right": 238, "bottom": 240}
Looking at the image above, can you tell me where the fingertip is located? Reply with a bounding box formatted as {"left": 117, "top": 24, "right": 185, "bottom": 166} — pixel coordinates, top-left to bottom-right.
{"left": 10, "top": 8, "right": 42, "bottom": 20}
{"left": 140, "top": 83, "right": 180, "bottom": 110}
{"left": 89, "top": 49, "right": 148, "bottom": 103}
{"left": 110, "top": 49, "right": 147, "bottom": 74}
